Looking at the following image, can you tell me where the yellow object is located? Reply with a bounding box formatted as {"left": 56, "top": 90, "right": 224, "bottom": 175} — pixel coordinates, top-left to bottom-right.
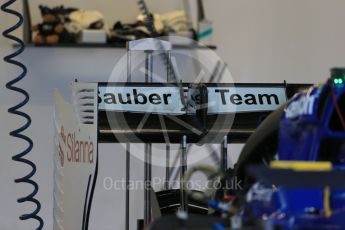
{"left": 270, "top": 161, "right": 332, "bottom": 171}
{"left": 324, "top": 186, "right": 332, "bottom": 218}
{"left": 270, "top": 161, "right": 333, "bottom": 218}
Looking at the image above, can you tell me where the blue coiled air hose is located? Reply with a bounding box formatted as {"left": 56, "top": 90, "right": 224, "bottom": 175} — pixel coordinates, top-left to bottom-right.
{"left": 1, "top": 0, "right": 43, "bottom": 229}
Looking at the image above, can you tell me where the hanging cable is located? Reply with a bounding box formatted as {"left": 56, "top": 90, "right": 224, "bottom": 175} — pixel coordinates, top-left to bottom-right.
{"left": 1, "top": 0, "right": 43, "bottom": 229}
{"left": 331, "top": 89, "right": 345, "bottom": 131}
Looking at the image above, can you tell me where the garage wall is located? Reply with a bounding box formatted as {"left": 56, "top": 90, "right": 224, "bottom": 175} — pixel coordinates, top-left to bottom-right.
{"left": 1, "top": 0, "right": 345, "bottom": 229}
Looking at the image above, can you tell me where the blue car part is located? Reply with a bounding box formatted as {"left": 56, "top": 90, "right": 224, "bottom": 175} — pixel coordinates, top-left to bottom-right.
{"left": 239, "top": 70, "right": 345, "bottom": 229}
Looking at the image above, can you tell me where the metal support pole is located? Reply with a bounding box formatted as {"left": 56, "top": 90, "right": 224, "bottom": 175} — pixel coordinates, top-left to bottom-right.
{"left": 125, "top": 49, "right": 132, "bottom": 230}
{"left": 221, "top": 136, "right": 228, "bottom": 173}
{"left": 127, "top": 49, "right": 132, "bottom": 82}
{"left": 165, "top": 50, "right": 172, "bottom": 190}
{"left": 167, "top": 51, "right": 172, "bottom": 82}
{"left": 144, "top": 50, "right": 153, "bottom": 225}
{"left": 145, "top": 51, "right": 154, "bottom": 82}
{"left": 125, "top": 143, "right": 130, "bottom": 230}
{"left": 180, "top": 135, "right": 188, "bottom": 212}
{"left": 165, "top": 145, "right": 171, "bottom": 190}
{"left": 144, "top": 143, "right": 152, "bottom": 225}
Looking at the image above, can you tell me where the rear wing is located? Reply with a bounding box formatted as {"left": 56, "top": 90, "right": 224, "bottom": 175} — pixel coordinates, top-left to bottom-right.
{"left": 98, "top": 82, "right": 310, "bottom": 143}
{"left": 53, "top": 82, "right": 310, "bottom": 229}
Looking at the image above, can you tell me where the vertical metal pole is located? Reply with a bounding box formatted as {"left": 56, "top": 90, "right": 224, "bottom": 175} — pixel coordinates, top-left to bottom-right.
{"left": 144, "top": 50, "right": 153, "bottom": 225}
{"left": 165, "top": 50, "right": 172, "bottom": 190}
{"left": 221, "top": 136, "right": 228, "bottom": 173}
{"left": 145, "top": 51, "right": 153, "bottom": 82}
{"left": 127, "top": 49, "right": 132, "bottom": 82}
{"left": 125, "top": 144, "right": 130, "bottom": 230}
{"left": 180, "top": 135, "right": 188, "bottom": 212}
{"left": 167, "top": 51, "right": 172, "bottom": 82}
{"left": 144, "top": 143, "right": 152, "bottom": 225}
{"left": 165, "top": 145, "right": 170, "bottom": 190}
{"left": 125, "top": 49, "right": 132, "bottom": 230}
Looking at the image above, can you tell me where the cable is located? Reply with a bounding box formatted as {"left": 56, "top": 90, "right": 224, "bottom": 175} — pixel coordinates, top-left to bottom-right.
{"left": 1, "top": 0, "right": 44, "bottom": 229}
{"left": 331, "top": 89, "right": 345, "bottom": 131}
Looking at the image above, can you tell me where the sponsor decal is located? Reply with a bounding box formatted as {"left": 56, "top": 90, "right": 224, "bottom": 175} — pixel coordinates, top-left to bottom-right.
{"left": 57, "top": 141, "right": 64, "bottom": 167}
{"left": 214, "top": 90, "right": 279, "bottom": 105}
{"left": 208, "top": 87, "right": 285, "bottom": 113}
{"left": 98, "top": 86, "right": 183, "bottom": 114}
{"left": 57, "top": 126, "right": 94, "bottom": 165}
{"left": 99, "top": 89, "right": 173, "bottom": 106}
{"left": 98, "top": 85, "right": 287, "bottom": 114}
{"left": 285, "top": 95, "right": 316, "bottom": 119}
